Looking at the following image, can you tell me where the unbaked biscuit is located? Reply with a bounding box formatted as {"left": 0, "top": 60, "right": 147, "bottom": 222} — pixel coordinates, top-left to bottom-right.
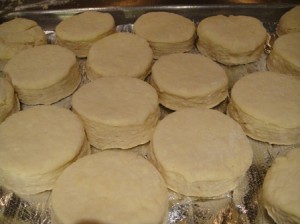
{"left": 0, "top": 78, "right": 19, "bottom": 123}
{"left": 55, "top": 11, "right": 115, "bottom": 58}
{"left": 263, "top": 148, "right": 300, "bottom": 224}
{"left": 150, "top": 53, "right": 228, "bottom": 110}
{"left": 228, "top": 71, "right": 300, "bottom": 145}
{"left": 0, "top": 18, "right": 46, "bottom": 70}
{"left": 51, "top": 151, "right": 169, "bottom": 224}
{"left": 133, "top": 12, "right": 196, "bottom": 58}
{"left": 277, "top": 6, "right": 300, "bottom": 36}
{"left": 267, "top": 32, "right": 300, "bottom": 76}
{"left": 196, "top": 15, "right": 268, "bottom": 65}
{"left": 87, "top": 32, "right": 153, "bottom": 80}
{"left": 3, "top": 45, "right": 81, "bottom": 105}
{"left": 0, "top": 105, "right": 90, "bottom": 195}
{"left": 150, "top": 107, "right": 253, "bottom": 198}
{"left": 71, "top": 77, "right": 160, "bottom": 150}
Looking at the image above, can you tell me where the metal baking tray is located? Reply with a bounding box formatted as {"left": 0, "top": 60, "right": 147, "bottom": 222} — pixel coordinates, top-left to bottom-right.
{"left": 0, "top": 3, "right": 299, "bottom": 224}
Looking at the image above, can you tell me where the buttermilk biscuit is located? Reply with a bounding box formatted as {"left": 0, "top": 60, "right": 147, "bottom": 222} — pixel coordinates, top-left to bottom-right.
{"left": 228, "top": 71, "right": 300, "bottom": 145}
{"left": 267, "top": 32, "right": 300, "bottom": 76}
{"left": 0, "top": 105, "right": 90, "bottom": 195}
{"left": 0, "top": 78, "right": 19, "bottom": 123}
{"left": 133, "top": 12, "right": 196, "bottom": 58}
{"left": 263, "top": 148, "right": 300, "bottom": 224}
{"left": 3, "top": 45, "right": 81, "bottom": 105}
{"left": 0, "top": 18, "right": 46, "bottom": 70}
{"left": 87, "top": 32, "right": 153, "bottom": 80}
{"left": 150, "top": 53, "right": 228, "bottom": 110}
{"left": 71, "top": 77, "right": 160, "bottom": 150}
{"left": 51, "top": 151, "right": 169, "bottom": 224}
{"left": 150, "top": 107, "right": 253, "bottom": 198}
{"left": 55, "top": 11, "right": 115, "bottom": 58}
{"left": 277, "top": 6, "right": 300, "bottom": 36}
{"left": 197, "top": 15, "right": 267, "bottom": 65}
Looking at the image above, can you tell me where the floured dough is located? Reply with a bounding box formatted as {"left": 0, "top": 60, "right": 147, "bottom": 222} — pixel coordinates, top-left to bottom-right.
{"left": 133, "top": 12, "right": 196, "bottom": 58}
{"left": 277, "top": 6, "right": 300, "bottom": 36}
{"left": 196, "top": 15, "right": 267, "bottom": 65}
{"left": 267, "top": 32, "right": 300, "bottom": 76}
{"left": 0, "top": 78, "right": 19, "bottom": 123}
{"left": 263, "top": 148, "right": 300, "bottom": 224}
{"left": 51, "top": 151, "right": 169, "bottom": 224}
{"left": 228, "top": 71, "right": 300, "bottom": 145}
{"left": 55, "top": 11, "right": 115, "bottom": 58}
{"left": 72, "top": 77, "right": 160, "bottom": 150}
{"left": 0, "top": 105, "right": 90, "bottom": 195}
{"left": 150, "top": 53, "right": 228, "bottom": 110}
{"left": 3, "top": 44, "right": 81, "bottom": 105}
{"left": 87, "top": 32, "right": 153, "bottom": 80}
{"left": 150, "top": 107, "right": 253, "bottom": 197}
{"left": 0, "top": 18, "right": 46, "bottom": 70}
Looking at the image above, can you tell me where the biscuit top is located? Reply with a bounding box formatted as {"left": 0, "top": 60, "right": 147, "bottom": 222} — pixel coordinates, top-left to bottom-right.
{"left": 151, "top": 53, "right": 228, "bottom": 97}
{"left": 134, "top": 11, "right": 195, "bottom": 43}
{"left": 0, "top": 105, "right": 85, "bottom": 174}
{"left": 263, "top": 148, "right": 300, "bottom": 219}
{"left": 197, "top": 15, "right": 267, "bottom": 54}
{"left": 277, "top": 6, "right": 300, "bottom": 35}
{"left": 72, "top": 77, "right": 159, "bottom": 125}
{"left": 55, "top": 11, "right": 115, "bottom": 41}
{"left": 231, "top": 71, "right": 300, "bottom": 128}
{"left": 3, "top": 45, "right": 76, "bottom": 89}
{"left": 151, "top": 108, "right": 253, "bottom": 181}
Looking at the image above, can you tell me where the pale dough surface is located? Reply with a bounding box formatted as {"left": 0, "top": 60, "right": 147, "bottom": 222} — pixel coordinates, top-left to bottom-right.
{"left": 3, "top": 45, "right": 81, "bottom": 105}
{"left": 55, "top": 11, "right": 115, "bottom": 57}
{"left": 151, "top": 53, "right": 228, "bottom": 110}
{"left": 197, "top": 15, "right": 267, "bottom": 65}
{"left": 228, "top": 71, "right": 300, "bottom": 145}
{"left": 0, "top": 105, "right": 89, "bottom": 195}
{"left": 277, "top": 6, "right": 300, "bottom": 36}
{"left": 267, "top": 32, "right": 300, "bottom": 76}
{"left": 72, "top": 77, "right": 160, "bottom": 149}
{"left": 0, "top": 18, "right": 46, "bottom": 68}
{"left": 87, "top": 32, "right": 153, "bottom": 80}
{"left": 133, "top": 12, "right": 195, "bottom": 58}
{"left": 0, "top": 78, "right": 19, "bottom": 123}
{"left": 263, "top": 148, "right": 300, "bottom": 224}
{"left": 150, "top": 107, "right": 253, "bottom": 197}
{"left": 51, "top": 151, "right": 169, "bottom": 224}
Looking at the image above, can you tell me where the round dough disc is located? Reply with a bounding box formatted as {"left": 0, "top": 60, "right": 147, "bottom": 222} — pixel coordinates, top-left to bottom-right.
{"left": 277, "top": 6, "right": 300, "bottom": 36}
{"left": 263, "top": 148, "right": 300, "bottom": 223}
{"left": 151, "top": 53, "right": 228, "bottom": 110}
{"left": 87, "top": 32, "right": 153, "bottom": 80}
{"left": 0, "top": 105, "right": 88, "bottom": 195}
{"left": 150, "top": 107, "right": 253, "bottom": 197}
{"left": 51, "top": 151, "right": 169, "bottom": 224}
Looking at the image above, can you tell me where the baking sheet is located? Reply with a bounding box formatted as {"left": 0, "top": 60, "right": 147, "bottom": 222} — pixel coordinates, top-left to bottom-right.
{"left": 0, "top": 3, "right": 299, "bottom": 224}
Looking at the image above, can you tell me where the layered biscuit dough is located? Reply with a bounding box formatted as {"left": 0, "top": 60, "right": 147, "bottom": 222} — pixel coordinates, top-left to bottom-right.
{"left": 150, "top": 53, "right": 228, "bottom": 110}
{"left": 3, "top": 45, "right": 81, "bottom": 105}
{"left": 263, "top": 148, "right": 300, "bottom": 224}
{"left": 87, "top": 32, "right": 153, "bottom": 80}
{"left": 197, "top": 15, "right": 268, "bottom": 65}
{"left": 72, "top": 77, "right": 160, "bottom": 150}
{"left": 0, "top": 18, "right": 46, "bottom": 70}
{"left": 228, "top": 71, "right": 300, "bottom": 145}
{"left": 0, "top": 105, "right": 90, "bottom": 195}
{"left": 277, "top": 6, "right": 300, "bottom": 36}
{"left": 133, "top": 12, "right": 196, "bottom": 58}
{"left": 51, "top": 151, "right": 169, "bottom": 224}
{"left": 0, "top": 78, "right": 19, "bottom": 123}
{"left": 267, "top": 32, "right": 300, "bottom": 76}
{"left": 55, "top": 11, "right": 115, "bottom": 58}
{"left": 150, "top": 108, "right": 253, "bottom": 198}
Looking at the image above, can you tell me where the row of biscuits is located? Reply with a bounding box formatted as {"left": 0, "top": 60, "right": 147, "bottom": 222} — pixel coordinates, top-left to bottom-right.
{"left": 0, "top": 6, "right": 299, "bottom": 224}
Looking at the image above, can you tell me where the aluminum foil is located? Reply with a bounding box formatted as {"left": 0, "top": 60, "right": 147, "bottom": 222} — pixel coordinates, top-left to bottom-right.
{"left": 0, "top": 4, "right": 299, "bottom": 224}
